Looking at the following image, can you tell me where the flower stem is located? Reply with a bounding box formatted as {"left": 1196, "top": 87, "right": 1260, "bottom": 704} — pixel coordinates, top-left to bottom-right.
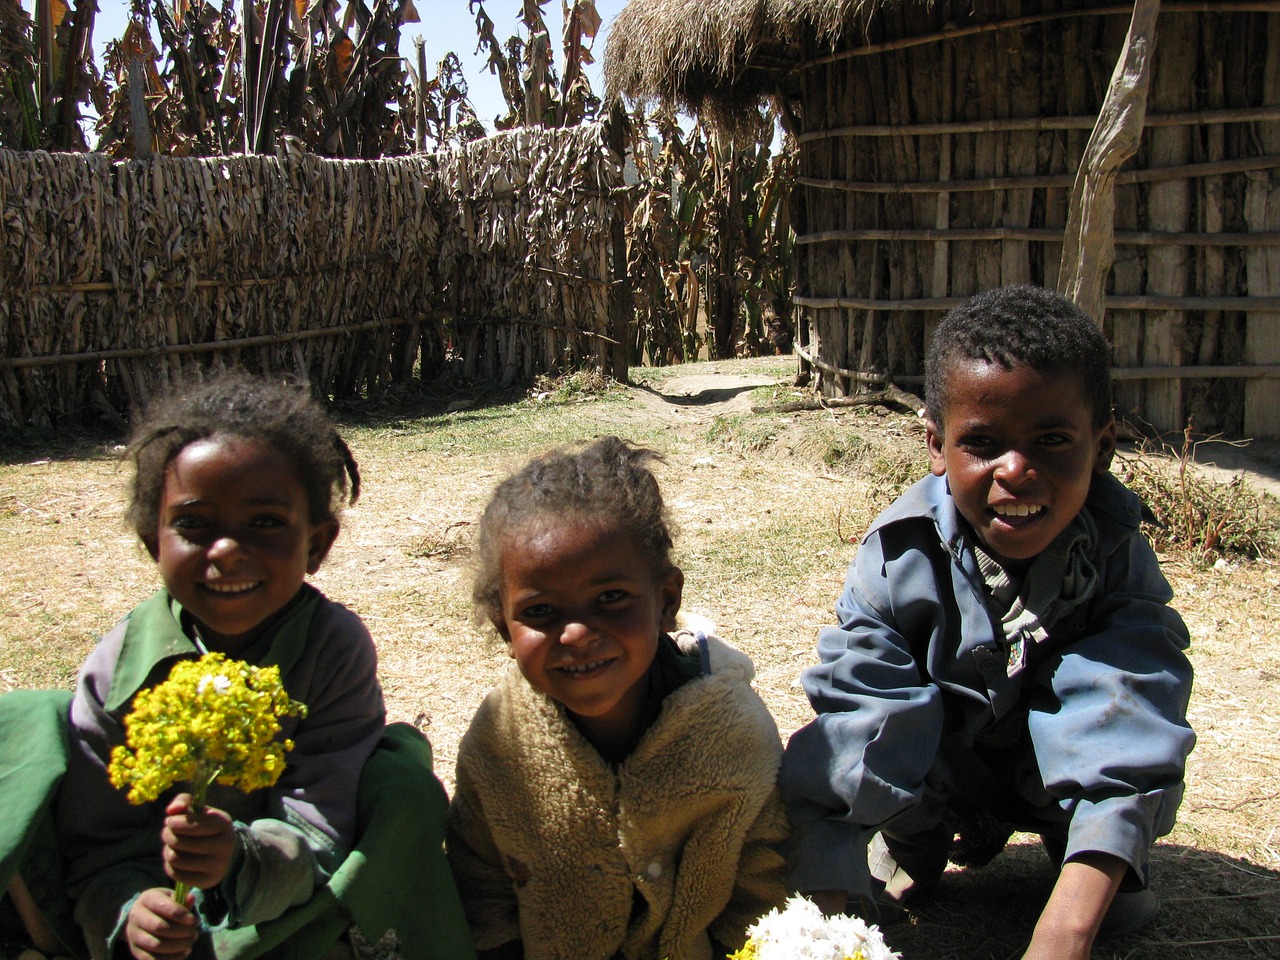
{"left": 171, "top": 766, "right": 222, "bottom": 904}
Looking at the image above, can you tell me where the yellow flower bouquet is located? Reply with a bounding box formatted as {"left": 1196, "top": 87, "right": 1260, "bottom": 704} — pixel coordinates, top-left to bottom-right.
{"left": 108, "top": 651, "right": 307, "bottom": 901}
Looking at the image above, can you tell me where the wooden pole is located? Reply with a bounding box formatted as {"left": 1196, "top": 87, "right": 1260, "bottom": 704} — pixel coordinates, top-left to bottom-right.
{"left": 795, "top": 154, "right": 1279, "bottom": 194}
{"left": 795, "top": 227, "right": 1280, "bottom": 245}
{"left": 800, "top": 3, "right": 1280, "bottom": 68}
{"left": 1245, "top": 13, "right": 1280, "bottom": 435}
{"left": 606, "top": 104, "right": 633, "bottom": 382}
{"left": 1060, "top": 0, "right": 1161, "bottom": 321}
{"left": 1144, "top": 11, "right": 1196, "bottom": 433}
{"left": 797, "top": 105, "right": 1280, "bottom": 142}
{"left": 127, "top": 55, "right": 153, "bottom": 159}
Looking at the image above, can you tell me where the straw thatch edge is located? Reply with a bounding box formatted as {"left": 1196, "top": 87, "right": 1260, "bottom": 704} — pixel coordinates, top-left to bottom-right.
{"left": 604, "top": 0, "right": 916, "bottom": 130}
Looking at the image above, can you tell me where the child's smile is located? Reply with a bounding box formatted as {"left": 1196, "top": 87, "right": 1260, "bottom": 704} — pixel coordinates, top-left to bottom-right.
{"left": 146, "top": 436, "right": 337, "bottom": 653}
{"left": 559, "top": 657, "right": 614, "bottom": 677}
{"left": 496, "top": 519, "right": 683, "bottom": 755}
{"left": 927, "top": 359, "right": 1115, "bottom": 564}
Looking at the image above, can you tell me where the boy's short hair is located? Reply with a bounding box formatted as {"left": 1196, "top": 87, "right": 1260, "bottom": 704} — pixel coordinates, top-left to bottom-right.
{"left": 924, "top": 285, "right": 1113, "bottom": 428}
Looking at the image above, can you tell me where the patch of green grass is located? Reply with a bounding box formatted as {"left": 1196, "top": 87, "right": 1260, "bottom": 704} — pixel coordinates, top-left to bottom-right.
{"left": 810, "top": 430, "right": 926, "bottom": 514}
{"left": 682, "top": 512, "right": 841, "bottom": 590}
{"left": 335, "top": 371, "right": 628, "bottom": 453}
{"left": 862, "top": 445, "right": 930, "bottom": 505}
{"left": 627, "top": 357, "right": 794, "bottom": 390}
{"left": 705, "top": 414, "right": 779, "bottom": 454}
{"left": 807, "top": 425, "right": 874, "bottom": 471}
{"left": 624, "top": 366, "right": 670, "bottom": 388}
{"left": 344, "top": 385, "right": 672, "bottom": 465}
{"left": 704, "top": 408, "right": 931, "bottom": 511}
{"left": 746, "top": 382, "right": 809, "bottom": 407}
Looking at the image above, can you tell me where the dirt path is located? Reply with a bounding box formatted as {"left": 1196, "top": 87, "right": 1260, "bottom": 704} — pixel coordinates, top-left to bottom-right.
{"left": 629, "top": 371, "right": 786, "bottom": 425}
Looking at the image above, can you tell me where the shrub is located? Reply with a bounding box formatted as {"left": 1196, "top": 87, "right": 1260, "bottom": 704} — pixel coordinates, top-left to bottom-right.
{"left": 1117, "top": 424, "right": 1278, "bottom": 564}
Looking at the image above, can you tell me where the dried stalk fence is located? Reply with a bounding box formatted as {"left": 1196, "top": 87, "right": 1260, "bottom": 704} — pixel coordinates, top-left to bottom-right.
{"left": 0, "top": 123, "right": 624, "bottom": 430}
{"left": 791, "top": 2, "right": 1280, "bottom": 440}
{"left": 0, "top": 151, "right": 440, "bottom": 429}
{"left": 434, "top": 123, "right": 625, "bottom": 386}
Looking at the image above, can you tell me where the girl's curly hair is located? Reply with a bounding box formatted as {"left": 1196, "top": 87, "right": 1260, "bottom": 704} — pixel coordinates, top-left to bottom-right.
{"left": 472, "top": 436, "right": 675, "bottom": 625}
{"left": 123, "top": 371, "right": 359, "bottom": 538}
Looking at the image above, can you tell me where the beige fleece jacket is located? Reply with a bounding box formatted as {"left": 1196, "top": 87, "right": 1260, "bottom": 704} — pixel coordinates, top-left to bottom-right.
{"left": 446, "top": 631, "right": 789, "bottom": 960}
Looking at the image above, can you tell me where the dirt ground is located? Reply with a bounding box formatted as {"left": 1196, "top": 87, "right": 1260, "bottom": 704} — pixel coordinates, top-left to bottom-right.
{"left": 1, "top": 358, "right": 1278, "bottom": 959}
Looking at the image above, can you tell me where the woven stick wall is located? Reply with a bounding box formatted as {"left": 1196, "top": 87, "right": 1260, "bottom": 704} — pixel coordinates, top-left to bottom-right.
{"left": 793, "top": 2, "right": 1280, "bottom": 438}
{"left": 0, "top": 122, "right": 623, "bottom": 429}
{"left": 434, "top": 123, "right": 624, "bottom": 388}
{"left": 0, "top": 150, "right": 442, "bottom": 429}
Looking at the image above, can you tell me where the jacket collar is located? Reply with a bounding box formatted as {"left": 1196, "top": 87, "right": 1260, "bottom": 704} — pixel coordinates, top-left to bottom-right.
{"left": 866, "top": 469, "right": 1147, "bottom": 564}
{"left": 105, "top": 584, "right": 320, "bottom": 712}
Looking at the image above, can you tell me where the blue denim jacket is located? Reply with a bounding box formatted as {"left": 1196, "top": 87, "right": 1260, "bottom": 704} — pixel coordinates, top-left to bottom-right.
{"left": 780, "top": 471, "right": 1195, "bottom": 900}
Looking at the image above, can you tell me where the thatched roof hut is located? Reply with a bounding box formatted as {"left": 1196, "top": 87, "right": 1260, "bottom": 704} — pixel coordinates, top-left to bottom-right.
{"left": 606, "top": 0, "right": 1280, "bottom": 441}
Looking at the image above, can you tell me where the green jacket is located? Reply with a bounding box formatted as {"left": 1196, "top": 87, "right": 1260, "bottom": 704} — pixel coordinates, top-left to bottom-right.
{"left": 1, "top": 688, "right": 83, "bottom": 959}
{"left": 0, "top": 688, "right": 476, "bottom": 960}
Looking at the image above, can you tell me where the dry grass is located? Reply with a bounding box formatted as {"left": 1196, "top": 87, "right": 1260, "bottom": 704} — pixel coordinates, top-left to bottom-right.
{"left": 2, "top": 357, "right": 1278, "bottom": 958}
{"left": 1118, "top": 424, "right": 1280, "bottom": 564}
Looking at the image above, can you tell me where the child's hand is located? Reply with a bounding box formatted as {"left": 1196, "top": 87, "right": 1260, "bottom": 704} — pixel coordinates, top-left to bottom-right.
{"left": 161, "top": 793, "right": 238, "bottom": 891}
{"left": 125, "top": 887, "right": 199, "bottom": 960}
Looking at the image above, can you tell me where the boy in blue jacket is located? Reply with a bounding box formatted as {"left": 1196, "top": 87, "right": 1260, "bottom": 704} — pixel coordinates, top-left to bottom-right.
{"left": 780, "top": 286, "right": 1195, "bottom": 960}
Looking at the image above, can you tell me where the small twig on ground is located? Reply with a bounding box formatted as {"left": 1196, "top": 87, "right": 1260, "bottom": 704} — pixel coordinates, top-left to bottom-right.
{"left": 1209, "top": 854, "right": 1280, "bottom": 881}
{"left": 1129, "top": 933, "right": 1280, "bottom": 949}
{"left": 1162, "top": 890, "right": 1280, "bottom": 902}
{"left": 1191, "top": 790, "right": 1280, "bottom": 813}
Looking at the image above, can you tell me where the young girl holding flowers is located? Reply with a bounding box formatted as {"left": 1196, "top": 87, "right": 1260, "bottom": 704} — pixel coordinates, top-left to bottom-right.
{"left": 446, "top": 436, "right": 789, "bottom": 960}
{"left": 50, "top": 373, "right": 467, "bottom": 960}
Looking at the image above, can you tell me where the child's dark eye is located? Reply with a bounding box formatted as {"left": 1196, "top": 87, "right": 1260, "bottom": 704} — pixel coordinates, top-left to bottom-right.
{"left": 1039, "top": 433, "right": 1071, "bottom": 446}
{"left": 957, "top": 434, "right": 993, "bottom": 452}
{"left": 520, "top": 603, "right": 554, "bottom": 619}
{"left": 170, "top": 515, "right": 210, "bottom": 531}
{"left": 598, "top": 588, "right": 628, "bottom": 604}
{"left": 250, "top": 515, "right": 288, "bottom": 529}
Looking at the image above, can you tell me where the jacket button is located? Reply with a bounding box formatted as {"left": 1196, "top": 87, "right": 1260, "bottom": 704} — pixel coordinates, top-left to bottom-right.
{"left": 646, "top": 861, "right": 662, "bottom": 879}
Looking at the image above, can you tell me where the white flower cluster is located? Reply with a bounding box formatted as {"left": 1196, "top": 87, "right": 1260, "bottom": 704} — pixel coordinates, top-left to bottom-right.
{"left": 737, "top": 896, "right": 901, "bottom": 960}
{"left": 198, "top": 673, "right": 232, "bottom": 695}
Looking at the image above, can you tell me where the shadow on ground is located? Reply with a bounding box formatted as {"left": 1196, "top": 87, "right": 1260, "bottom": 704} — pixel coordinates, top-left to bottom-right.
{"left": 884, "top": 839, "right": 1279, "bottom": 959}
{"left": 634, "top": 380, "right": 770, "bottom": 407}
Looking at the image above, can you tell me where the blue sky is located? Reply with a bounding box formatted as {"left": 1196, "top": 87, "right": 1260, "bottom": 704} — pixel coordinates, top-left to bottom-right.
{"left": 92, "top": 0, "right": 628, "bottom": 134}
